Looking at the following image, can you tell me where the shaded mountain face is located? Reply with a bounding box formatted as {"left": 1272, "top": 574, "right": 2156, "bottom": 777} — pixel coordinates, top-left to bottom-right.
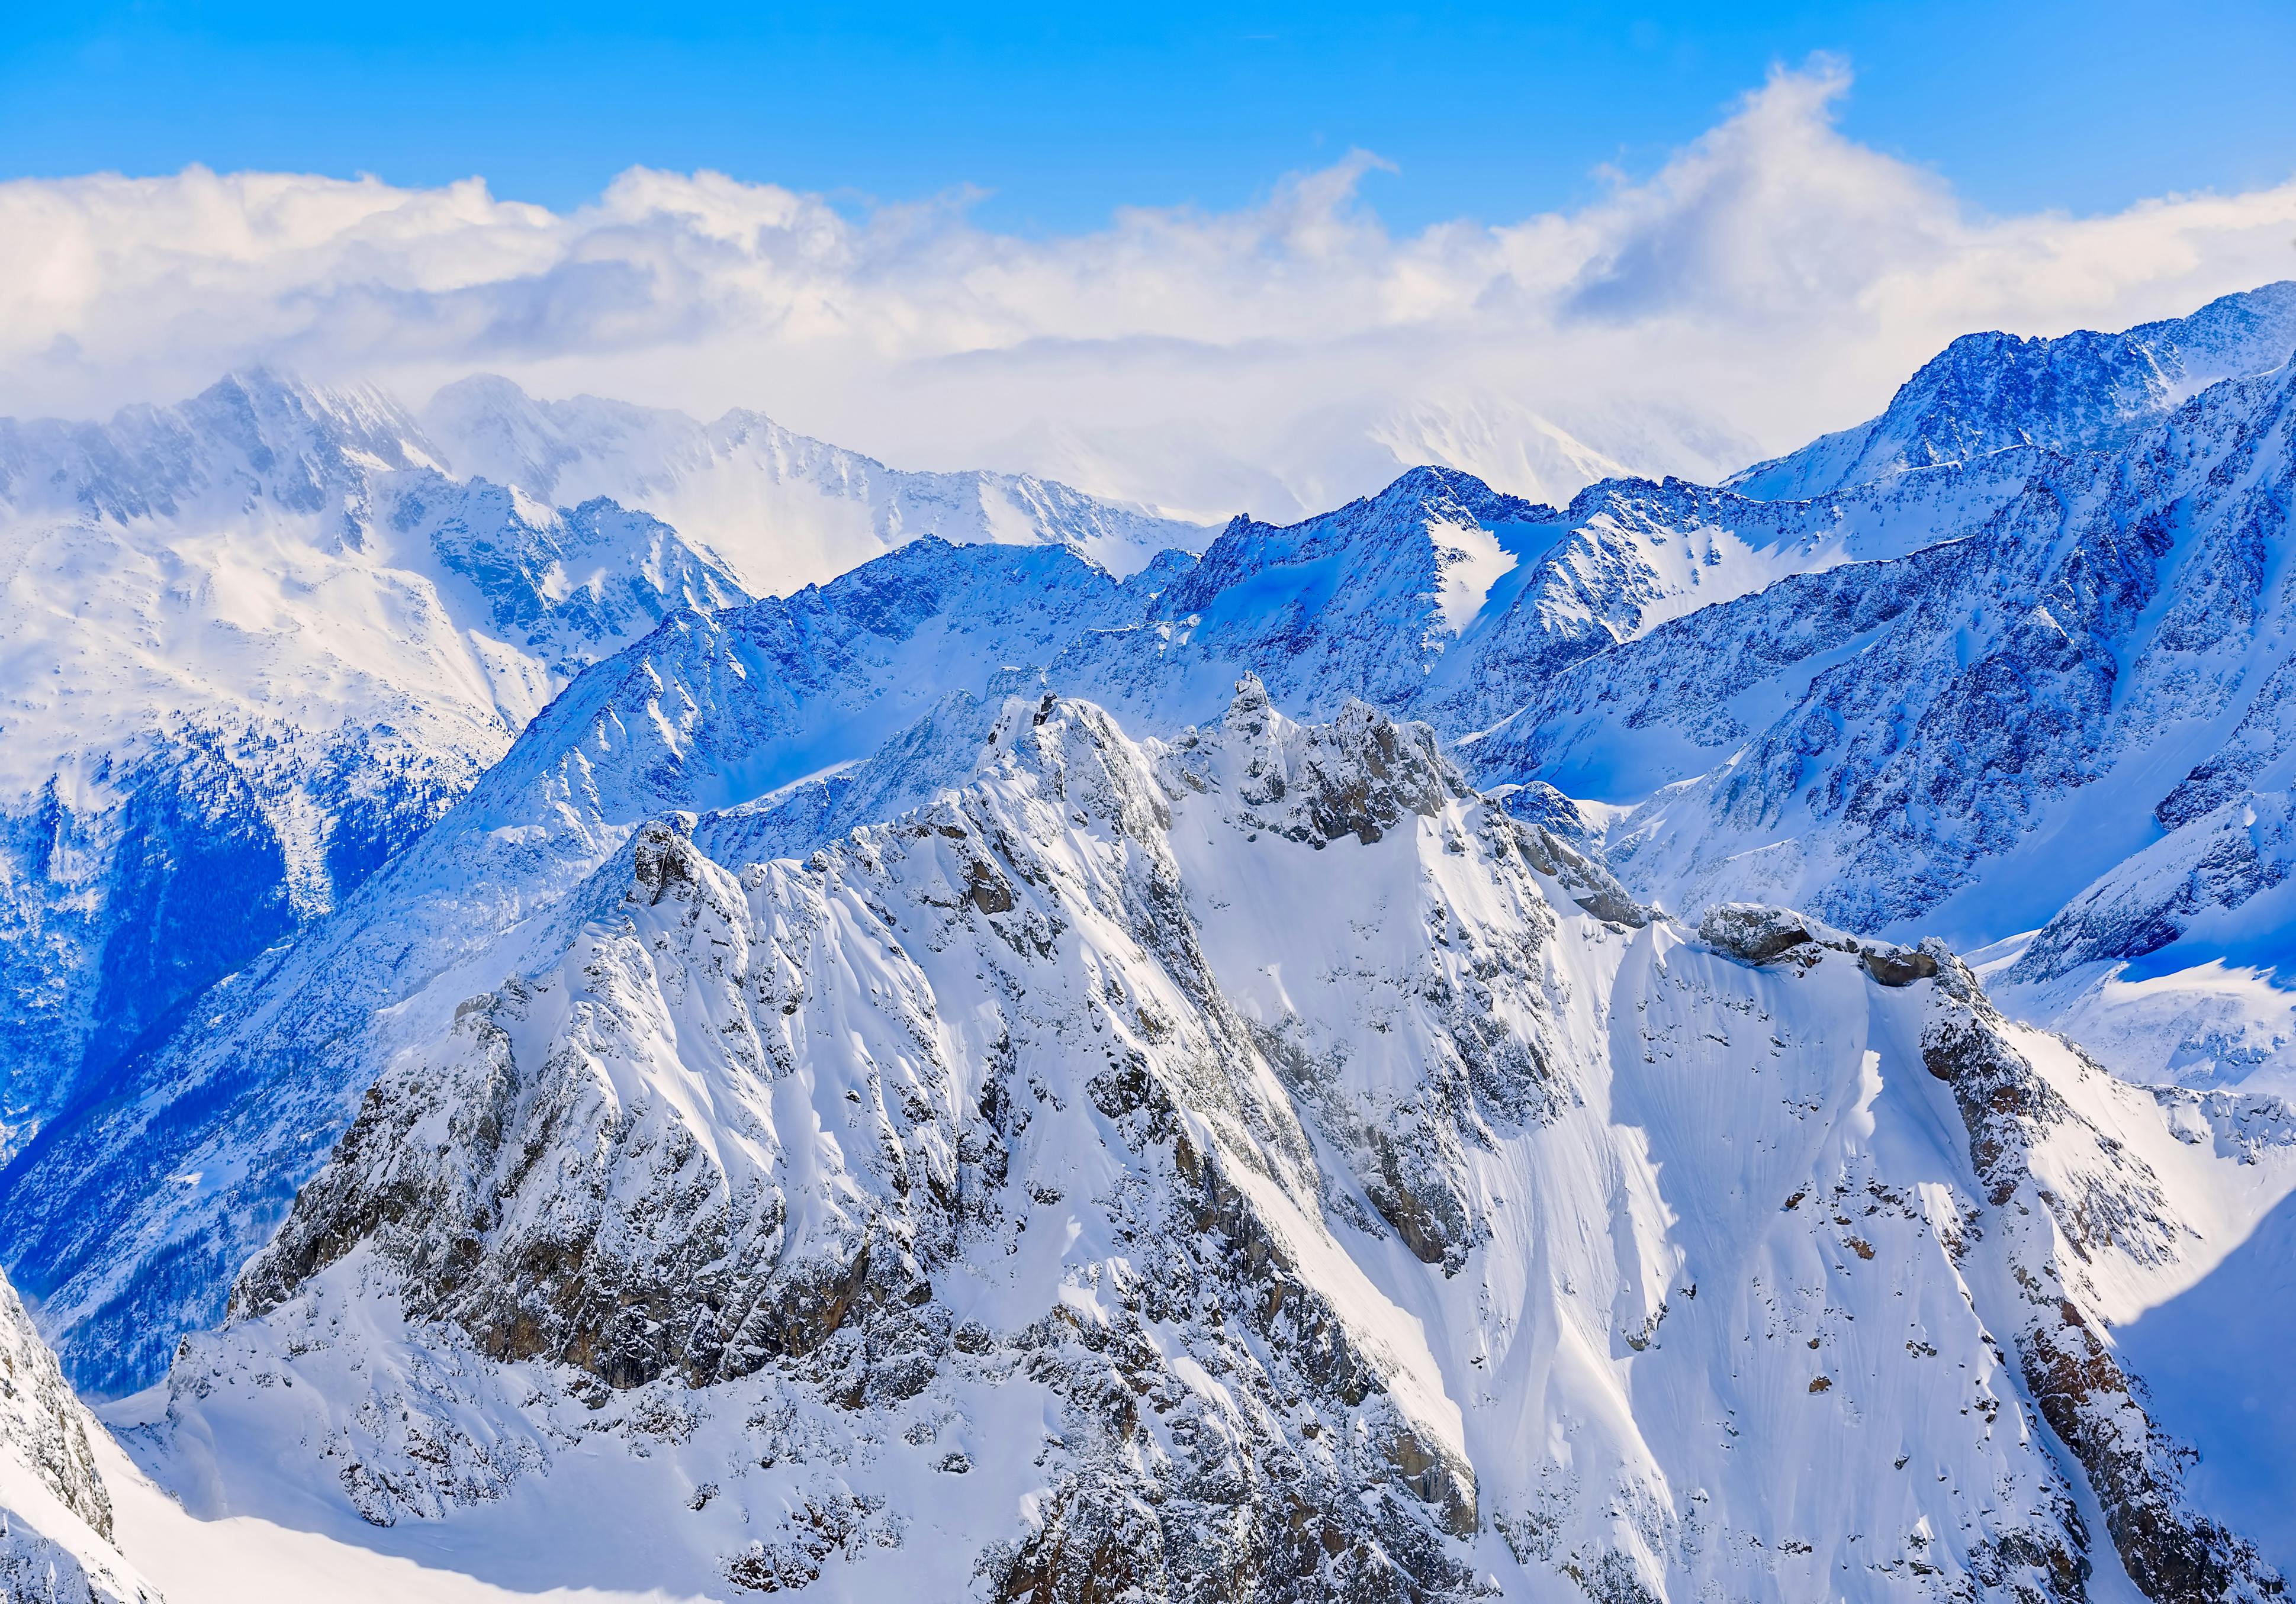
{"left": 1729, "top": 281, "right": 2296, "bottom": 500}
{"left": 131, "top": 691, "right": 2295, "bottom": 1601}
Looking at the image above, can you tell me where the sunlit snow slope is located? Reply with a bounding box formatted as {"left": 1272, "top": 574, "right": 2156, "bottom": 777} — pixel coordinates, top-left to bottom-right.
{"left": 0, "top": 369, "right": 1202, "bottom": 1173}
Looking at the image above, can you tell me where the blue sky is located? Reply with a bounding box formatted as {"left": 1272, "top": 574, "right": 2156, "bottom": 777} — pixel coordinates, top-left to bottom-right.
{"left": 4, "top": 1, "right": 2292, "bottom": 234}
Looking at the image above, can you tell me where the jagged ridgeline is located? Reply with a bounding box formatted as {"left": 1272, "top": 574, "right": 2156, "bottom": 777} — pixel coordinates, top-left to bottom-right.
{"left": 2, "top": 284, "right": 2295, "bottom": 1601}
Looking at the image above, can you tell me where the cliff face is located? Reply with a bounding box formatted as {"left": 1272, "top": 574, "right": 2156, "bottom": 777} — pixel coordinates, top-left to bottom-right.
{"left": 0, "top": 1269, "right": 161, "bottom": 1603}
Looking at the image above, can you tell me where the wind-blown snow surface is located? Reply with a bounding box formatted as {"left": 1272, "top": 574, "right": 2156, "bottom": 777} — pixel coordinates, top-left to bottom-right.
{"left": 106, "top": 692, "right": 2295, "bottom": 1601}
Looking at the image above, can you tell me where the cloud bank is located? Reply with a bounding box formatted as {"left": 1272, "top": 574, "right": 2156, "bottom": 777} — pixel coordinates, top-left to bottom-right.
{"left": 6, "top": 61, "right": 2294, "bottom": 520}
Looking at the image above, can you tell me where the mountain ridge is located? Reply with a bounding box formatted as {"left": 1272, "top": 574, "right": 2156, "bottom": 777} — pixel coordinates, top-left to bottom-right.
{"left": 1731, "top": 280, "right": 2296, "bottom": 500}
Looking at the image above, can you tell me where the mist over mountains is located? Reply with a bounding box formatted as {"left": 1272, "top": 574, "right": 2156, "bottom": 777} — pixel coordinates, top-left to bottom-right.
{"left": 2, "top": 280, "right": 2295, "bottom": 1602}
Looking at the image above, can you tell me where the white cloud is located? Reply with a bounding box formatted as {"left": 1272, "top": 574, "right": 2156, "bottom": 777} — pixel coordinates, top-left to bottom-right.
{"left": 5, "top": 61, "right": 2294, "bottom": 521}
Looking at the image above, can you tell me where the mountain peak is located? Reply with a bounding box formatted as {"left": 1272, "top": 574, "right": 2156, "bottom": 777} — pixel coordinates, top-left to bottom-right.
{"left": 1731, "top": 279, "right": 2296, "bottom": 500}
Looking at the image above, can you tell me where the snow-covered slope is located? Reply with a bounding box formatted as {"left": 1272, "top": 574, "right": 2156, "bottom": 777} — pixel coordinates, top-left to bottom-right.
{"left": 0, "top": 368, "right": 1203, "bottom": 1174}
{"left": 1474, "top": 352, "right": 2296, "bottom": 970}
{"left": 0, "top": 1267, "right": 162, "bottom": 1602}
{"left": 421, "top": 376, "right": 1209, "bottom": 592}
{"left": 0, "top": 372, "right": 748, "bottom": 1162}
{"left": 1731, "top": 281, "right": 2296, "bottom": 500}
{"left": 109, "top": 691, "right": 2293, "bottom": 1601}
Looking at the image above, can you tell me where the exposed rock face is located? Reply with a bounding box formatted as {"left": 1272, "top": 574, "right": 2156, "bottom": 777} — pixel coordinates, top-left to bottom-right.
{"left": 1696, "top": 903, "right": 1825, "bottom": 966}
{"left": 0, "top": 1269, "right": 161, "bottom": 1603}
{"left": 1697, "top": 901, "right": 1936, "bottom": 985}
{"left": 0, "top": 1274, "right": 110, "bottom": 1542}
{"left": 1220, "top": 681, "right": 1452, "bottom": 849}
{"left": 1921, "top": 954, "right": 2285, "bottom": 1603}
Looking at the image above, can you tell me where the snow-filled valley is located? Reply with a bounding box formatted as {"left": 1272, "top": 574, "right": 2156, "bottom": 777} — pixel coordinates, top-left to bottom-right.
{"left": 1, "top": 283, "right": 2294, "bottom": 1602}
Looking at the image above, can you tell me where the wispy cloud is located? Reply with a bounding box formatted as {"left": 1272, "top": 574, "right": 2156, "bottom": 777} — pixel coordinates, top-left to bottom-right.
{"left": 5, "top": 62, "right": 2293, "bottom": 520}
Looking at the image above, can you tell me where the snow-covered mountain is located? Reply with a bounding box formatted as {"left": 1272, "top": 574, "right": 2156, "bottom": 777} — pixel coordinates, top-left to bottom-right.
{"left": 1729, "top": 281, "right": 2296, "bottom": 500}
{"left": 110, "top": 691, "right": 2296, "bottom": 1600}
{"left": 7, "top": 284, "right": 2296, "bottom": 1601}
{"left": 16, "top": 309, "right": 2296, "bottom": 1401}
{"left": 0, "top": 372, "right": 748, "bottom": 1164}
{"left": 0, "top": 539, "right": 1188, "bottom": 1397}
{"left": 0, "top": 370, "right": 1204, "bottom": 1171}
{"left": 1049, "top": 459, "right": 2040, "bottom": 741}
{"left": 421, "top": 376, "right": 1208, "bottom": 593}
{"left": 1469, "top": 342, "right": 2296, "bottom": 1097}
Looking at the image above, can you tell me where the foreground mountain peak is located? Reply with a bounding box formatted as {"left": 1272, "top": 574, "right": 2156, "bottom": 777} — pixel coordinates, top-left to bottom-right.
{"left": 117, "top": 687, "right": 2289, "bottom": 1600}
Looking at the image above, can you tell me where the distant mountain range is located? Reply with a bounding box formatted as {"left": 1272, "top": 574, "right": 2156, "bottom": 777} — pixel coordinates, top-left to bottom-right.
{"left": 3, "top": 284, "right": 2295, "bottom": 1602}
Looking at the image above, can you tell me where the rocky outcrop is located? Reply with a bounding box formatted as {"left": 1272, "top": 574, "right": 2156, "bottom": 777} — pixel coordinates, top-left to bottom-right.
{"left": 1219, "top": 679, "right": 1453, "bottom": 849}
{"left": 0, "top": 1274, "right": 110, "bottom": 1543}
{"left": 0, "top": 1268, "right": 161, "bottom": 1603}
{"left": 1696, "top": 901, "right": 1935, "bottom": 985}
{"left": 1921, "top": 954, "right": 2284, "bottom": 1603}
